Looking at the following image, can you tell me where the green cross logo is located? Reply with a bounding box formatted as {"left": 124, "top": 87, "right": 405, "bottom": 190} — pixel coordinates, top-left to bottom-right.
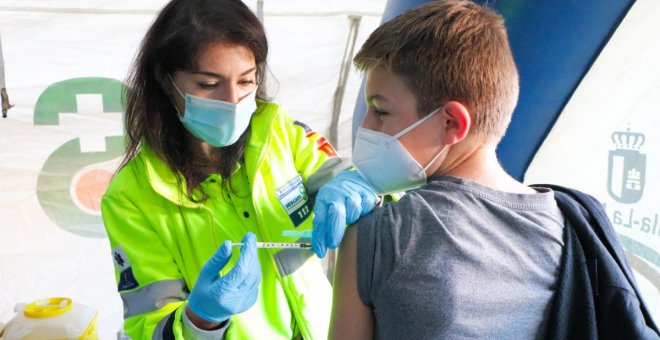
{"left": 35, "top": 77, "right": 126, "bottom": 238}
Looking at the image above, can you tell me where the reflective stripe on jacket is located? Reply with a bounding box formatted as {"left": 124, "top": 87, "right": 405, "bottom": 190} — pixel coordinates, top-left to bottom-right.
{"left": 101, "top": 101, "right": 336, "bottom": 339}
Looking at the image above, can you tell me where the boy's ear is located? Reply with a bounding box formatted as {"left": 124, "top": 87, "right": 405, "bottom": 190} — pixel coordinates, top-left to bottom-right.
{"left": 441, "top": 101, "right": 470, "bottom": 145}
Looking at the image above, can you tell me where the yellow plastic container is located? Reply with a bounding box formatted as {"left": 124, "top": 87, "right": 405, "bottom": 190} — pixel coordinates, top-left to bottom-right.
{"left": 0, "top": 297, "right": 98, "bottom": 340}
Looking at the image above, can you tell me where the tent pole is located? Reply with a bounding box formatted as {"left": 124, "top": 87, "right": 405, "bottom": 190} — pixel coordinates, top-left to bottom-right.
{"left": 0, "top": 34, "right": 13, "bottom": 118}
{"left": 329, "top": 15, "right": 361, "bottom": 148}
{"left": 256, "top": 0, "right": 264, "bottom": 24}
{"left": 325, "top": 16, "right": 362, "bottom": 281}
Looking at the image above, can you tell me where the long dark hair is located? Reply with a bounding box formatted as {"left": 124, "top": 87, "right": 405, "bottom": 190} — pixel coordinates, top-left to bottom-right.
{"left": 120, "top": 0, "right": 268, "bottom": 201}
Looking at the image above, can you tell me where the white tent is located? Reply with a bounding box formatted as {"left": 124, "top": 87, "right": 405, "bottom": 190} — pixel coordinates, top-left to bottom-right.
{"left": 524, "top": 0, "right": 660, "bottom": 320}
{"left": 0, "top": 1, "right": 385, "bottom": 337}
{"left": 2, "top": 0, "right": 659, "bottom": 337}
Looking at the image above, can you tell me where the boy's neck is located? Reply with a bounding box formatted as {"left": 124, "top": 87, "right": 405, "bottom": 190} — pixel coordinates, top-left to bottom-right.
{"left": 434, "top": 141, "right": 536, "bottom": 194}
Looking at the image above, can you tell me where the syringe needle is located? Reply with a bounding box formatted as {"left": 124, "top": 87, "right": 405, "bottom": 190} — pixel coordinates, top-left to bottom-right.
{"left": 230, "top": 242, "right": 312, "bottom": 249}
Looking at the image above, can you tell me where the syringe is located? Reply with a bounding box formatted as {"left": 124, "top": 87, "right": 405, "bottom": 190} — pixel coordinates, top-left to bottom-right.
{"left": 230, "top": 242, "right": 311, "bottom": 249}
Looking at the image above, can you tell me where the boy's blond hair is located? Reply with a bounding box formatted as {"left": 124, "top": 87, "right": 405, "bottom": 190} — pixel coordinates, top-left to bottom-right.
{"left": 354, "top": 0, "right": 519, "bottom": 141}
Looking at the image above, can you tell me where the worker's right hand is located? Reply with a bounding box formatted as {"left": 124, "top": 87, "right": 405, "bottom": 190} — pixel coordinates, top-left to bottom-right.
{"left": 188, "top": 232, "right": 261, "bottom": 323}
{"left": 312, "top": 170, "right": 378, "bottom": 258}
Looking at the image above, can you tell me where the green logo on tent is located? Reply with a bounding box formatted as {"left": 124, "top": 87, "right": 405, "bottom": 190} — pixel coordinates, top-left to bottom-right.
{"left": 35, "top": 77, "right": 126, "bottom": 238}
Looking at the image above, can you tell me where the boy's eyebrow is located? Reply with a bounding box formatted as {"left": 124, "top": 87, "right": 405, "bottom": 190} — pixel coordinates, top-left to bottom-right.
{"left": 366, "top": 94, "right": 389, "bottom": 104}
{"left": 190, "top": 67, "right": 257, "bottom": 79}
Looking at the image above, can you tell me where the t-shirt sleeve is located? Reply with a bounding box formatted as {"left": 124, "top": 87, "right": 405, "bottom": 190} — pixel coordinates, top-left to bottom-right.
{"left": 356, "top": 197, "right": 413, "bottom": 307}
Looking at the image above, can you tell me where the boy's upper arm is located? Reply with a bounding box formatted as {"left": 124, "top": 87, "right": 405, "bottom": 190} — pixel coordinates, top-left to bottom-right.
{"left": 329, "top": 225, "right": 374, "bottom": 340}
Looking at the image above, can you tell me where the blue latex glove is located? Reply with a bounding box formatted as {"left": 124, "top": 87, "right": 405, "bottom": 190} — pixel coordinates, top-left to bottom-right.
{"left": 312, "top": 170, "right": 378, "bottom": 258}
{"left": 188, "top": 232, "right": 262, "bottom": 323}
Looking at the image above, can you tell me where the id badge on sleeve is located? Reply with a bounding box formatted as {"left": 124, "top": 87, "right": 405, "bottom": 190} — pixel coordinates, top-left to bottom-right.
{"left": 275, "top": 175, "right": 312, "bottom": 227}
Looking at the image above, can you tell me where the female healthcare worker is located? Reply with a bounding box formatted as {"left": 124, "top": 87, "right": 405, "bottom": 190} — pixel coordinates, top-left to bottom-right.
{"left": 100, "top": 0, "right": 376, "bottom": 338}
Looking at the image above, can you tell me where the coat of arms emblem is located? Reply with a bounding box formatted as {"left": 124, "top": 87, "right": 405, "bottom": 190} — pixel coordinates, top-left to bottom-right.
{"left": 607, "top": 128, "right": 646, "bottom": 204}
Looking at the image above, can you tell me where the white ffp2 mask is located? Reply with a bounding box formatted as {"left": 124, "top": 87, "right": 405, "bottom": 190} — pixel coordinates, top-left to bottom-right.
{"left": 351, "top": 108, "right": 447, "bottom": 194}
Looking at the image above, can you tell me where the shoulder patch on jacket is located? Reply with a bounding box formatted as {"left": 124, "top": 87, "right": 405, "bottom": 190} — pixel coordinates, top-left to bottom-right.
{"left": 293, "top": 120, "right": 312, "bottom": 133}
{"left": 118, "top": 268, "right": 140, "bottom": 291}
{"left": 113, "top": 246, "right": 140, "bottom": 291}
{"left": 113, "top": 245, "right": 132, "bottom": 271}
{"left": 311, "top": 133, "right": 338, "bottom": 157}
{"left": 294, "top": 120, "right": 338, "bottom": 157}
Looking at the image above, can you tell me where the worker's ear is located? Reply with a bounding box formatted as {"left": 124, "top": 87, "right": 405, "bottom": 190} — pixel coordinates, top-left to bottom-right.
{"left": 154, "top": 64, "right": 173, "bottom": 95}
{"left": 440, "top": 101, "right": 470, "bottom": 145}
{"left": 155, "top": 65, "right": 185, "bottom": 115}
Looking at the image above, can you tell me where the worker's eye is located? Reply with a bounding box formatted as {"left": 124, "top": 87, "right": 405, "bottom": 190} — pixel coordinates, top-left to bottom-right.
{"left": 198, "top": 83, "right": 219, "bottom": 90}
{"left": 239, "top": 79, "right": 255, "bottom": 86}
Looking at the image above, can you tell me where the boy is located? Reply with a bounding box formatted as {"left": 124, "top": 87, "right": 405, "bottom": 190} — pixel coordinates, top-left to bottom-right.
{"left": 329, "top": 1, "right": 659, "bottom": 339}
{"left": 330, "top": 1, "right": 563, "bottom": 338}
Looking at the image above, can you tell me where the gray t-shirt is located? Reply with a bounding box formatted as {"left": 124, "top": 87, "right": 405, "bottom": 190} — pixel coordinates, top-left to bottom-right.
{"left": 357, "top": 176, "right": 564, "bottom": 340}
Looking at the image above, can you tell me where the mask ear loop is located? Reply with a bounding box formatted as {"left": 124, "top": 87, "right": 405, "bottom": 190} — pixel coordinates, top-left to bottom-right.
{"left": 396, "top": 106, "right": 449, "bottom": 173}
{"left": 422, "top": 144, "right": 449, "bottom": 172}
{"left": 167, "top": 74, "right": 186, "bottom": 98}
{"left": 167, "top": 74, "right": 185, "bottom": 116}
{"left": 392, "top": 107, "right": 442, "bottom": 139}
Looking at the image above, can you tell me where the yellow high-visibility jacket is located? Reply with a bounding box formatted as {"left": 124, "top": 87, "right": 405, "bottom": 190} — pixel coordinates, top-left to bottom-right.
{"left": 101, "top": 101, "right": 342, "bottom": 339}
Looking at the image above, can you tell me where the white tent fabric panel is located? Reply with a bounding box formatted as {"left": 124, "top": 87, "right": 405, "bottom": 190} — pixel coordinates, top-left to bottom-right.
{"left": 525, "top": 0, "right": 660, "bottom": 322}
{"left": 0, "top": 1, "right": 385, "bottom": 337}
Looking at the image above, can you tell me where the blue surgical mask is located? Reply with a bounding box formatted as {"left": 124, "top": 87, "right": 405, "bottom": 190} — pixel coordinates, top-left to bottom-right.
{"left": 171, "top": 78, "right": 257, "bottom": 147}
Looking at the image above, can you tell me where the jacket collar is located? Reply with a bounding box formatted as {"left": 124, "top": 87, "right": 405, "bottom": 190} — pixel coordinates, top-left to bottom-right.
{"left": 141, "top": 100, "right": 278, "bottom": 208}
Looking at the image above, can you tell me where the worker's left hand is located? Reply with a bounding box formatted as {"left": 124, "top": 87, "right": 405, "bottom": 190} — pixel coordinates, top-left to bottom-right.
{"left": 312, "top": 170, "right": 377, "bottom": 258}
